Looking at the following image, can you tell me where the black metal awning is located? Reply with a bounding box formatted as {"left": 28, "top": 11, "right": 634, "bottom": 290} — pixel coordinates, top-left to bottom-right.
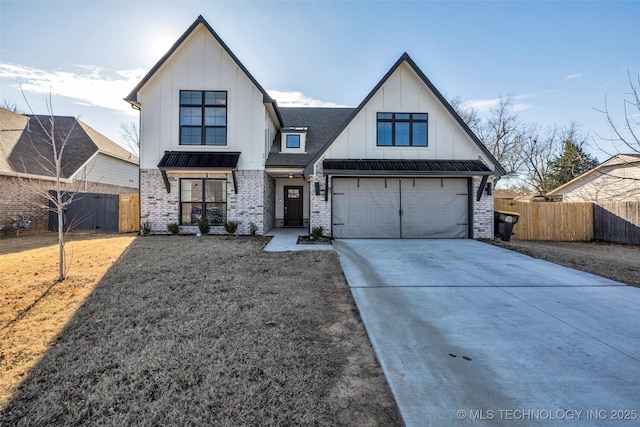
{"left": 157, "top": 151, "right": 241, "bottom": 193}
{"left": 158, "top": 151, "right": 240, "bottom": 170}
{"left": 322, "top": 159, "right": 492, "bottom": 175}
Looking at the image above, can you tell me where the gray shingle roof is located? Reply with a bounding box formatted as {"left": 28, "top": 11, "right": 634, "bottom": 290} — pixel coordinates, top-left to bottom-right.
{"left": 265, "top": 107, "right": 355, "bottom": 168}
{"left": 0, "top": 108, "right": 138, "bottom": 178}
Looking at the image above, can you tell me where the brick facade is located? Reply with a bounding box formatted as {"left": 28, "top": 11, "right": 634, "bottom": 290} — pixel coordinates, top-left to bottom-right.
{"left": 309, "top": 161, "right": 332, "bottom": 237}
{"left": 0, "top": 175, "right": 137, "bottom": 232}
{"left": 263, "top": 173, "right": 276, "bottom": 233}
{"left": 472, "top": 176, "right": 496, "bottom": 239}
{"left": 140, "top": 169, "right": 272, "bottom": 235}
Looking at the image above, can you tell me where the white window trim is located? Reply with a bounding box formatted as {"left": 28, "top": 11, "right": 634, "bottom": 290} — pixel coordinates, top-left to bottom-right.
{"left": 281, "top": 130, "right": 307, "bottom": 153}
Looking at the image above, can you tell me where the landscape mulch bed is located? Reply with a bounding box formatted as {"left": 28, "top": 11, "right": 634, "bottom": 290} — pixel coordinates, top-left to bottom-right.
{"left": 1, "top": 235, "right": 402, "bottom": 426}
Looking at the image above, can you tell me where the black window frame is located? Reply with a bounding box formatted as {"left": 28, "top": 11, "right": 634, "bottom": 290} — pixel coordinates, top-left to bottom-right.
{"left": 179, "top": 178, "right": 227, "bottom": 226}
{"left": 376, "top": 112, "right": 428, "bottom": 147}
{"left": 179, "top": 90, "right": 227, "bottom": 146}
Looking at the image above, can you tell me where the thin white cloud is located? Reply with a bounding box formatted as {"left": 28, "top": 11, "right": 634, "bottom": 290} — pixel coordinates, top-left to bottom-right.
{"left": 565, "top": 73, "right": 583, "bottom": 80}
{"left": 268, "top": 90, "right": 351, "bottom": 108}
{"left": 0, "top": 63, "right": 147, "bottom": 114}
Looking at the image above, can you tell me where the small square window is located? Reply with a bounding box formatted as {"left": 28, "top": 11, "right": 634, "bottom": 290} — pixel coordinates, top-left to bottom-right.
{"left": 286, "top": 134, "right": 301, "bottom": 148}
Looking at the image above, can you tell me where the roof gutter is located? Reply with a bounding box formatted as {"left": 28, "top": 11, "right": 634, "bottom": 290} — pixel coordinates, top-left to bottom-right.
{"left": 0, "top": 169, "right": 73, "bottom": 183}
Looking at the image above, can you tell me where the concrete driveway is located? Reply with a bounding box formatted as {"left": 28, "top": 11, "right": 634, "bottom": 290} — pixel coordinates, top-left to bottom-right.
{"left": 334, "top": 239, "right": 640, "bottom": 426}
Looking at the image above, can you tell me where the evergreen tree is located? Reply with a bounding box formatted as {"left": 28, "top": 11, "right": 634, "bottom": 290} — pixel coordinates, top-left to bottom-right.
{"left": 540, "top": 135, "right": 599, "bottom": 196}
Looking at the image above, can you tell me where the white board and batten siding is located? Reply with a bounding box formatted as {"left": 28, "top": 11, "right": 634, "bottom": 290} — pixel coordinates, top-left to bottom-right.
{"left": 322, "top": 63, "right": 489, "bottom": 164}
{"left": 138, "top": 25, "right": 276, "bottom": 171}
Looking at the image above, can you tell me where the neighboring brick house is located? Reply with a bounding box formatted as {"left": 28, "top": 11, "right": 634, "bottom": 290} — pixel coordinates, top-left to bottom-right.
{"left": 126, "top": 15, "right": 504, "bottom": 238}
{"left": 0, "top": 108, "right": 139, "bottom": 231}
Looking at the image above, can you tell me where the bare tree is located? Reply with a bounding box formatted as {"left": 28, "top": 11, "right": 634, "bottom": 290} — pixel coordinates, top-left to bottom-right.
{"left": 589, "top": 71, "right": 640, "bottom": 198}
{"left": 15, "top": 92, "right": 87, "bottom": 281}
{"left": 519, "top": 124, "right": 559, "bottom": 195}
{"left": 1, "top": 98, "right": 26, "bottom": 114}
{"left": 450, "top": 96, "right": 481, "bottom": 132}
{"left": 120, "top": 120, "right": 140, "bottom": 156}
{"left": 596, "top": 71, "right": 640, "bottom": 155}
{"left": 453, "top": 95, "right": 534, "bottom": 180}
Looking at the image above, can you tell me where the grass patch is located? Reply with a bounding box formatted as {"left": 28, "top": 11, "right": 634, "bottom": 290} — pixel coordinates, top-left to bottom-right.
{"left": 1, "top": 235, "right": 401, "bottom": 426}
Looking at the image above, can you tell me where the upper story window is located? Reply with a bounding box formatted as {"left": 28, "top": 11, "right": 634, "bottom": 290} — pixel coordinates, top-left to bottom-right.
{"left": 286, "top": 134, "right": 300, "bottom": 148}
{"left": 377, "top": 113, "right": 428, "bottom": 147}
{"left": 180, "top": 91, "right": 227, "bottom": 146}
{"left": 281, "top": 127, "right": 308, "bottom": 153}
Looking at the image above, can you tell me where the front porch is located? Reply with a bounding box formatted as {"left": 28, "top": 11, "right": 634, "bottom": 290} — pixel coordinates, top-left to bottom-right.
{"left": 267, "top": 169, "right": 310, "bottom": 230}
{"left": 264, "top": 227, "right": 333, "bottom": 252}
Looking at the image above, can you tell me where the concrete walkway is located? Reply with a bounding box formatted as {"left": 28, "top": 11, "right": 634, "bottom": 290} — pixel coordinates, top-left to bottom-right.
{"left": 334, "top": 239, "right": 640, "bottom": 427}
{"left": 263, "top": 228, "right": 333, "bottom": 252}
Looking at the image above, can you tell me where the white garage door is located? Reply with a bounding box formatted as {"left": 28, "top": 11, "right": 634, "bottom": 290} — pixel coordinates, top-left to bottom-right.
{"left": 332, "top": 178, "right": 469, "bottom": 239}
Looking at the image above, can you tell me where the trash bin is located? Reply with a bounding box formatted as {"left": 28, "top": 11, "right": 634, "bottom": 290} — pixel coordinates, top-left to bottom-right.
{"left": 494, "top": 210, "right": 520, "bottom": 241}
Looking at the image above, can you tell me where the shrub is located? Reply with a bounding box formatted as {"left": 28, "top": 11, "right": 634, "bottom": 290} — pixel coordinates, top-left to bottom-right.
{"left": 167, "top": 223, "right": 180, "bottom": 235}
{"left": 311, "top": 226, "right": 324, "bottom": 240}
{"left": 223, "top": 220, "right": 239, "bottom": 235}
{"left": 249, "top": 222, "right": 258, "bottom": 236}
{"left": 197, "top": 217, "right": 210, "bottom": 235}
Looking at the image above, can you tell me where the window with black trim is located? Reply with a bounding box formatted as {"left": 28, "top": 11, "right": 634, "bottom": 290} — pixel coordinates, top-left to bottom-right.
{"left": 377, "top": 113, "right": 428, "bottom": 147}
{"left": 286, "top": 134, "right": 300, "bottom": 148}
{"left": 180, "top": 179, "right": 227, "bottom": 225}
{"left": 180, "top": 91, "right": 227, "bottom": 146}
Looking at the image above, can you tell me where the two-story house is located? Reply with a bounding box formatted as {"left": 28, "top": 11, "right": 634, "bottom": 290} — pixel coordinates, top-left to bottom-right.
{"left": 126, "top": 15, "right": 504, "bottom": 238}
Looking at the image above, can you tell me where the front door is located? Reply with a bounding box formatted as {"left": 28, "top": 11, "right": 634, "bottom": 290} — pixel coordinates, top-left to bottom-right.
{"left": 284, "top": 186, "right": 303, "bottom": 227}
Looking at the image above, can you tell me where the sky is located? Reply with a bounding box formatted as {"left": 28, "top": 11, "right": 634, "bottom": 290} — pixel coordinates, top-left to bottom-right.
{"left": 1, "top": 0, "right": 638, "bottom": 162}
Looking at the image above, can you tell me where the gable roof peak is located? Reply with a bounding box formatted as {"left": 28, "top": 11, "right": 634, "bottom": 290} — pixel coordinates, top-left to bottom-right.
{"left": 302, "top": 53, "right": 506, "bottom": 177}
{"left": 124, "top": 15, "right": 283, "bottom": 126}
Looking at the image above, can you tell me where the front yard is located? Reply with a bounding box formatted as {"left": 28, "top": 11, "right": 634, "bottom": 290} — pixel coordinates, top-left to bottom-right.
{"left": 0, "top": 234, "right": 401, "bottom": 426}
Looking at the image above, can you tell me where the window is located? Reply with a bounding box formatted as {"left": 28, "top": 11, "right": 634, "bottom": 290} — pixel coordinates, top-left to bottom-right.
{"left": 286, "top": 134, "right": 300, "bottom": 148}
{"left": 180, "top": 91, "right": 227, "bottom": 145}
{"left": 377, "top": 113, "right": 428, "bottom": 147}
{"left": 180, "top": 179, "right": 227, "bottom": 225}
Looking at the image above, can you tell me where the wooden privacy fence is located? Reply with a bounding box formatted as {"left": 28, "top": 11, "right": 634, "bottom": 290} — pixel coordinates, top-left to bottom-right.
{"left": 49, "top": 192, "right": 139, "bottom": 234}
{"left": 593, "top": 201, "right": 640, "bottom": 245}
{"left": 118, "top": 194, "right": 140, "bottom": 233}
{"left": 494, "top": 199, "right": 593, "bottom": 241}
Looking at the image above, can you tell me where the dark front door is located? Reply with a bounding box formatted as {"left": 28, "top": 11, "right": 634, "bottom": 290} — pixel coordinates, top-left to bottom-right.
{"left": 284, "top": 186, "right": 303, "bottom": 227}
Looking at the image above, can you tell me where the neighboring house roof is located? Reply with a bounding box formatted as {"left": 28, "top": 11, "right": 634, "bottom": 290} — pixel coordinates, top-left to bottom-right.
{"left": 514, "top": 194, "right": 545, "bottom": 202}
{"left": 494, "top": 189, "right": 521, "bottom": 199}
{"left": 547, "top": 153, "right": 640, "bottom": 196}
{"left": 0, "top": 107, "right": 29, "bottom": 174}
{"left": 124, "top": 15, "right": 284, "bottom": 128}
{"left": 265, "top": 107, "right": 355, "bottom": 168}
{"left": 0, "top": 107, "right": 138, "bottom": 179}
{"left": 302, "top": 53, "right": 506, "bottom": 178}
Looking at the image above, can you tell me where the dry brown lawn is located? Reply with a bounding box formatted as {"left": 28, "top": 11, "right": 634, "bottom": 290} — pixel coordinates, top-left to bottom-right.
{"left": 1, "top": 233, "right": 136, "bottom": 406}
{"left": 0, "top": 233, "right": 401, "bottom": 426}
{"left": 489, "top": 239, "right": 640, "bottom": 287}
